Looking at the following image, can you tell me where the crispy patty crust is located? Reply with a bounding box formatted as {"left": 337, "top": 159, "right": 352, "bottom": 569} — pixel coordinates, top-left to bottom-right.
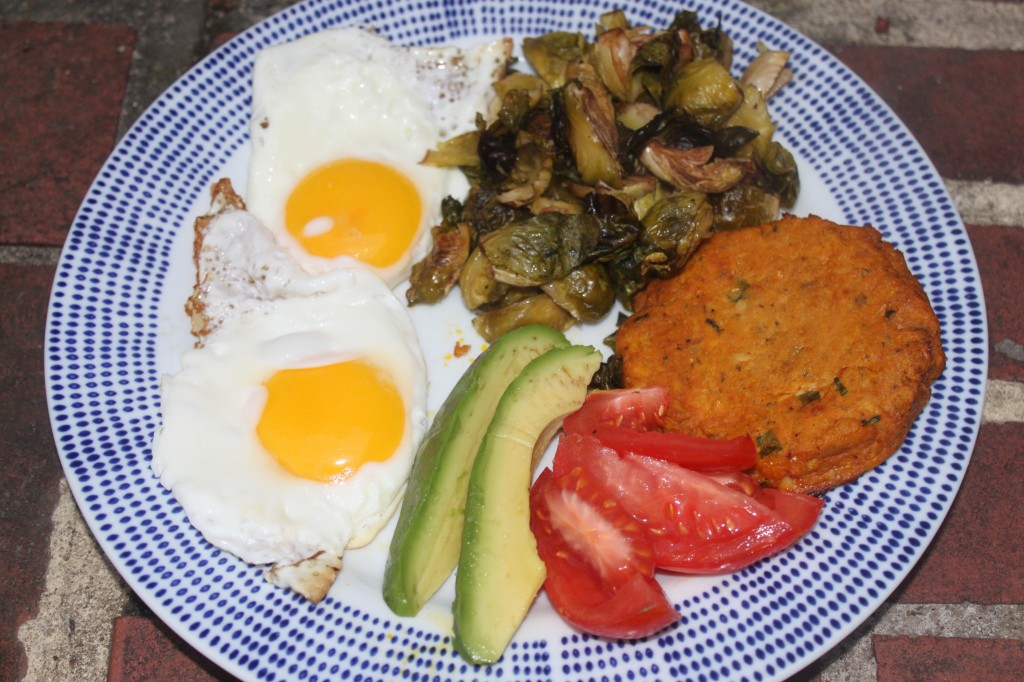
{"left": 617, "top": 215, "right": 945, "bottom": 493}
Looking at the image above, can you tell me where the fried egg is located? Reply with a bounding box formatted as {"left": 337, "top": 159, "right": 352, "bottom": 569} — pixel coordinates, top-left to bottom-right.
{"left": 152, "top": 205, "right": 428, "bottom": 596}
{"left": 246, "top": 27, "right": 510, "bottom": 287}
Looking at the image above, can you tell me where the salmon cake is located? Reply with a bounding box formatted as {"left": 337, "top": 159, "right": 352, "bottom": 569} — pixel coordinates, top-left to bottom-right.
{"left": 616, "top": 215, "right": 945, "bottom": 493}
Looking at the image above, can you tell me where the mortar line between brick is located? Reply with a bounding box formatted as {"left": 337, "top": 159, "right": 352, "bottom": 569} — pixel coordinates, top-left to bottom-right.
{"left": 17, "top": 479, "right": 129, "bottom": 682}
{"left": 0, "top": 246, "right": 61, "bottom": 266}
{"left": 946, "top": 180, "right": 1024, "bottom": 228}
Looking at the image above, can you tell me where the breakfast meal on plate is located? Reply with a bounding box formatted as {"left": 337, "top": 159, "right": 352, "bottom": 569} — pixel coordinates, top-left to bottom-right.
{"left": 405, "top": 9, "right": 800, "bottom": 339}
{"left": 615, "top": 214, "right": 946, "bottom": 493}
{"left": 150, "top": 5, "right": 946, "bottom": 669}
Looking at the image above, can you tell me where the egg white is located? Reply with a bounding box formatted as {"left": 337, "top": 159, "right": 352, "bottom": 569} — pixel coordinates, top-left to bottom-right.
{"left": 152, "top": 209, "right": 428, "bottom": 568}
{"left": 246, "top": 27, "right": 489, "bottom": 288}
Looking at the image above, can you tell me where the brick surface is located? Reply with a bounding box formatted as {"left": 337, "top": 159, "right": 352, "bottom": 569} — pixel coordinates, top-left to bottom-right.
{"left": 893, "top": 422, "right": 1024, "bottom": 604}
{"left": 874, "top": 635, "right": 1024, "bottom": 681}
{"left": 0, "top": 21, "right": 134, "bottom": 247}
{"left": 829, "top": 46, "right": 1024, "bottom": 184}
{"left": 107, "top": 616, "right": 237, "bottom": 682}
{"left": 966, "top": 224, "right": 1024, "bottom": 382}
{"left": 0, "top": 264, "right": 63, "bottom": 681}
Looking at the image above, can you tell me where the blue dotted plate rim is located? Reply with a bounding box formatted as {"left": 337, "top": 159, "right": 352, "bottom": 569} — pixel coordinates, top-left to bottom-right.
{"left": 44, "top": 1, "right": 988, "bottom": 681}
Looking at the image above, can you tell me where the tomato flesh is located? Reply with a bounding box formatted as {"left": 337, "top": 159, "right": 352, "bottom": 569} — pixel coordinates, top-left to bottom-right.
{"left": 530, "top": 467, "right": 679, "bottom": 638}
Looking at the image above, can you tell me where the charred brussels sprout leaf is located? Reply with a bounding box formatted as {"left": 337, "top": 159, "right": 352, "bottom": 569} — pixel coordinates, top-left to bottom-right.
{"left": 496, "top": 140, "right": 554, "bottom": 207}
{"left": 479, "top": 213, "right": 602, "bottom": 287}
{"left": 582, "top": 192, "right": 641, "bottom": 261}
{"left": 541, "top": 263, "right": 616, "bottom": 322}
{"left": 670, "top": 11, "right": 733, "bottom": 67}
{"left": 623, "top": 110, "right": 759, "bottom": 172}
{"left": 478, "top": 127, "right": 518, "bottom": 183}
{"left": 462, "top": 185, "right": 529, "bottom": 236}
{"left": 471, "top": 294, "right": 576, "bottom": 342}
{"left": 711, "top": 184, "right": 781, "bottom": 231}
{"left": 422, "top": 131, "right": 480, "bottom": 168}
{"left": 588, "top": 353, "right": 625, "bottom": 390}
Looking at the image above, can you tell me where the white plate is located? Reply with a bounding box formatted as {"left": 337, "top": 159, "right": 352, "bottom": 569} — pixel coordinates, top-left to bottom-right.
{"left": 44, "top": 1, "right": 987, "bottom": 680}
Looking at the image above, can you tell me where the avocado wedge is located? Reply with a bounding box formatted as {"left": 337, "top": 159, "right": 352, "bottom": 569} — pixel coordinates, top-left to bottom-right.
{"left": 453, "top": 343, "right": 601, "bottom": 664}
{"left": 383, "top": 325, "right": 569, "bottom": 617}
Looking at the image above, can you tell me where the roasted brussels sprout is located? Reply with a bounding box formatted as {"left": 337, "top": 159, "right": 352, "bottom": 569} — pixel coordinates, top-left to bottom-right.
{"left": 670, "top": 10, "right": 733, "bottom": 67}
{"left": 608, "top": 191, "right": 714, "bottom": 304}
{"left": 478, "top": 213, "right": 602, "bottom": 287}
{"left": 589, "top": 27, "right": 643, "bottom": 102}
{"left": 756, "top": 140, "right": 800, "bottom": 209}
{"left": 471, "top": 293, "right": 576, "bottom": 342}
{"left": 541, "top": 263, "right": 616, "bottom": 322}
{"left": 460, "top": 246, "right": 508, "bottom": 310}
{"left": 642, "top": 190, "right": 714, "bottom": 259}
{"left": 407, "top": 221, "right": 471, "bottom": 305}
{"left": 462, "top": 184, "right": 529, "bottom": 236}
{"left": 741, "top": 44, "right": 793, "bottom": 99}
{"left": 711, "top": 184, "right": 781, "bottom": 231}
{"left": 663, "top": 58, "right": 743, "bottom": 128}
{"left": 725, "top": 82, "right": 775, "bottom": 162}
{"left": 561, "top": 67, "right": 623, "bottom": 186}
{"left": 639, "top": 140, "right": 750, "bottom": 194}
{"left": 522, "top": 32, "right": 587, "bottom": 88}
{"left": 496, "top": 139, "right": 554, "bottom": 207}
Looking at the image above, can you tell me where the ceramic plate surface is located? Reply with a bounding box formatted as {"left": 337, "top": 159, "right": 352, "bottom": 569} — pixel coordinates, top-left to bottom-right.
{"left": 45, "top": 0, "right": 987, "bottom": 680}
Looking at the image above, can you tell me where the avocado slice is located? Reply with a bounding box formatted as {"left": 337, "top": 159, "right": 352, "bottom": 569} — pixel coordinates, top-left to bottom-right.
{"left": 383, "top": 325, "right": 569, "bottom": 617}
{"left": 453, "top": 343, "right": 601, "bottom": 664}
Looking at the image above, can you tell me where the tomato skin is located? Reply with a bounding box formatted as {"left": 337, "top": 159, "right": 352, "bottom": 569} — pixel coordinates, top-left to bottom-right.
{"left": 540, "top": 554, "right": 680, "bottom": 640}
{"left": 754, "top": 487, "right": 825, "bottom": 542}
{"left": 564, "top": 389, "right": 758, "bottom": 472}
{"left": 590, "top": 428, "right": 758, "bottom": 472}
{"left": 529, "top": 466, "right": 679, "bottom": 639}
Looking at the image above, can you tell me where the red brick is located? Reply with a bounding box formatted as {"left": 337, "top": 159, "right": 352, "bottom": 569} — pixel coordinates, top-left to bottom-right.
{"left": 0, "top": 22, "right": 135, "bottom": 247}
{"left": 828, "top": 46, "right": 1024, "bottom": 184}
{"left": 894, "top": 422, "right": 1024, "bottom": 604}
{"left": 966, "top": 224, "right": 1024, "bottom": 382}
{"left": 107, "top": 616, "right": 236, "bottom": 682}
{"left": 874, "top": 635, "right": 1024, "bottom": 681}
{"left": 0, "top": 264, "right": 64, "bottom": 681}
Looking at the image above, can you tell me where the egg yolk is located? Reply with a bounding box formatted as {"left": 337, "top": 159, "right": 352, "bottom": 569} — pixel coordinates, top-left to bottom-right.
{"left": 256, "top": 360, "right": 405, "bottom": 482}
{"left": 284, "top": 159, "right": 422, "bottom": 268}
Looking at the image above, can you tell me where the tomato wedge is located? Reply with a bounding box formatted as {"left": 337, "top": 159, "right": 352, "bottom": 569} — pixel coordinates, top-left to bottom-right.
{"left": 563, "top": 388, "right": 757, "bottom": 473}
{"left": 754, "top": 487, "right": 825, "bottom": 543}
{"left": 530, "top": 467, "right": 679, "bottom": 639}
{"left": 559, "top": 438, "right": 817, "bottom": 574}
